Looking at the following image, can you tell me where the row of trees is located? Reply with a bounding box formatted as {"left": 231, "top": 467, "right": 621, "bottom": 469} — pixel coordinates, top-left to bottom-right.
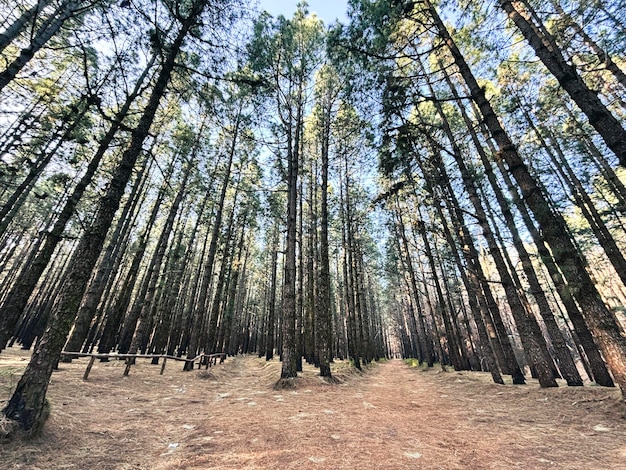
{"left": 0, "top": 0, "right": 390, "bottom": 434}
{"left": 0, "top": 0, "right": 625, "bottom": 435}
{"left": 338, "top": 0, "right": 626, "bottom": 390}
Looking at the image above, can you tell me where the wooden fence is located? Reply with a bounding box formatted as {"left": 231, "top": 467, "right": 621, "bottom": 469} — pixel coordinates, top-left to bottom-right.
{"left": 59, "top": 351, "right": 226, "bottom": 380}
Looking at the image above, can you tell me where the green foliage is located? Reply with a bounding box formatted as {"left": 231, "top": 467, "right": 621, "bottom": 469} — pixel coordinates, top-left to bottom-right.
{"left": 404, "top": 358, "right": 419, "bottom": 367}
{"left": 2, "top": 0, "right": 626, "bottom": 431}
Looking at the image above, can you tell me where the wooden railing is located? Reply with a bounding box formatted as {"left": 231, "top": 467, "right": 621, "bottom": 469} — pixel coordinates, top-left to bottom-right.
{"left": 59, "top": 351, "right": 226, "bottom": 380}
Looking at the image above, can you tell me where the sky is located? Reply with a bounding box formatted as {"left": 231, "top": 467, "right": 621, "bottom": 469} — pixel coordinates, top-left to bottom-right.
{"left": 257, "top": 0, "right": 350, "bottom": 25}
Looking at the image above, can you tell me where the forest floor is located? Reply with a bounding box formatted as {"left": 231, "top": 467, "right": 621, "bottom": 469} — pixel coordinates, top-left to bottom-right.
{"left": 1, "top": 347, "right": 626, "bottom": 469}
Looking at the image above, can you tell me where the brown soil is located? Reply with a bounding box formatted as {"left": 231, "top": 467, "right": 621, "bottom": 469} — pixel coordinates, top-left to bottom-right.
{"left": 1, "top": 347, "right": 626, "bottom": 469}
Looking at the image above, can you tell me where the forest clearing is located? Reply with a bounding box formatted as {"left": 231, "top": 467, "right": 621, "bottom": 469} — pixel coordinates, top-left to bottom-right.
{"left": 2, "top": 0, "right": 626, "bottom": 446}
{"left": 1, "top": 347, "right": 625, "bottom": 469}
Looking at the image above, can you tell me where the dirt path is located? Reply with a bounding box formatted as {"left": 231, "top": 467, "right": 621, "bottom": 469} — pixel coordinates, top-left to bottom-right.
{"left": 2, "top": 349, "right": 626, "bottom": 469}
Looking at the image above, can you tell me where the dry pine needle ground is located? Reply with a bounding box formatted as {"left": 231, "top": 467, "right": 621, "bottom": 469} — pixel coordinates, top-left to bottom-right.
{"left": 1, "top": 347, "right": 626, "bottom": 469}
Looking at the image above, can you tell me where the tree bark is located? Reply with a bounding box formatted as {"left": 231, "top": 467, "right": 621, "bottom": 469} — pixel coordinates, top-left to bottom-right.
{"left": 0, "top": 0, "right": 83, "bottom": 93}
{"left": 499, "top": 0, "right": 626, "bottom": 166}
{"left": 429, "top": 2, "right": 626, "bottom": 396}
{"left": 265, "top": 226, "right": 279, "bottom": 361}
{"left": 0, "top": 53, "right": 156, "bottom": 352}
{"left": 318, "top": 98, "right": 333, "bottom": 377}
{"left": 123, "top": 158, "right": 194, "bottom": 373}
{"left": 184, "top": 112, "right": 241, "bottom": 368}
{"left": 2, "top": 4, "right": 205, "bottom": 433}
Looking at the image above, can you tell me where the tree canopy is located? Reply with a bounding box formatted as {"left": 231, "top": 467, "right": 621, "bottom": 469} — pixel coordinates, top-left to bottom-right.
{"left": 1, "top": 0, "right": 626, "bottom": 435}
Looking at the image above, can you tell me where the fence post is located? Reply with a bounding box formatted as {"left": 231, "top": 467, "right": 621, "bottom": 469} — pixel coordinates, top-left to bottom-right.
{"left": 123, "top": 358, "right": 133, "bottom": 376}
{"left": 83, "top": 356, "right": 96, "bottom": 380}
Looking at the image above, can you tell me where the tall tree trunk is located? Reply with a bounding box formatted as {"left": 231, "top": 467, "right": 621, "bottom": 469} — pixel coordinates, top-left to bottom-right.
{"left": 279, "top": 91, "right": 304, "bottom": 380}
{"left": 339, "top": 162, "right": 361, "bottom": 370}
{"left": 184, "top": 112, "right": 240, "bottom": 369}
{"left": 418, "top": 152, "right": 523, "bottom": 383}
{"left": 265, "top": 226, "right": 279, "bottom": 361}
{"left": 0, "top": 0, "right": 83, "bottom": 93}
{"left": 429, "top": 2, "right": 626, "bottom": 396}
{"left": 0, "top": 0, "right": 53, "bottom": 54}
{"left": 0, "top": 53, "right": 156, "bottom": 352}
{"left": 445, "top": 75, "right": 583, "bottom": 385}
{"left": 280, "top": 138, "right": 299, "bottom": 378}
{"left": 318, "top": 100, "right": 333, "bottom": 378}
{"left": 0, "top": 101, "right": 92, "bottom": 240}
{"left": 304, "top": 166, "right": 317, "bottom": 366}
{"left": 2, "top": 5, "right": 204, "bottom": 433}
{"left": 498, "top": 0, "right": 626, "bottom": 166}
{"left": 549, "top": 1, "right": 626, "bottom": 90}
